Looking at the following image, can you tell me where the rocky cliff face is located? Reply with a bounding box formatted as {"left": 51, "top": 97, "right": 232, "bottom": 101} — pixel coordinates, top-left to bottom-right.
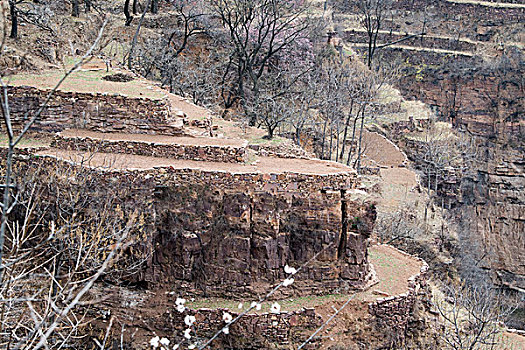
{"left": 399, "top": 55, "right": 523, "bottom": 138}
{"left": 397, "top": 51, "right": 525, "bottom": 290}
{"left": 457, "top": 142, "right": 524, "bottom": 291}
{"left": 19, "top": 154, "right": 377, "bottom": 298}
{"left": 134, "top": 168, "right": 377, "bottom": 298}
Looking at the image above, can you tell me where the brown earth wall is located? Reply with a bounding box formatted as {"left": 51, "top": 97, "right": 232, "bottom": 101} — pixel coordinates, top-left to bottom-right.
{"left": 52, "top": 135, "right": 248, "bottom": 163}
{"left": 5, "top": 86, "right": 182, "bottom": 135}
{"left": 393, "top": 0, "right": 524, "bottom": 22}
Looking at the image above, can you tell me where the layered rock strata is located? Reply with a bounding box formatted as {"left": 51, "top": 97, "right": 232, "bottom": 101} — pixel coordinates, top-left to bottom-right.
{"left": 26, "top": 151, "right": 377, "bottom": 298}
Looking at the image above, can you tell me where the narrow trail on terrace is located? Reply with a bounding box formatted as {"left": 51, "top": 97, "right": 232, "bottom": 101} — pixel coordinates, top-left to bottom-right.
{"left": 60, "top": 129, "right": 247, "bottom": 147}
{"left": 37, "top": 149, "right": 354, "bottom": 175}
{"left": 360, "top": 129, "right": 420, "bottom": 214}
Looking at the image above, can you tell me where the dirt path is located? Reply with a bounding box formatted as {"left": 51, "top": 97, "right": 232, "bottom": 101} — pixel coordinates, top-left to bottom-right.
{"left": 357, "top": 130, "right": 420, "bottom": 214}
{"left": 37, "top": 149, "right": 354, "bottom": 175}
{"left": 60, "top": 129, "right": 247, "bottom": 147}
{"left": 186, "top": 244, "right": 424, "bottom": 312}
{"left": 350, "top": 42, "right": 474, "bottom": 56}
{"left": 361, "top": 130, "right": 407, "bottom": 168}
{"left": 446, "top": 0, "right": 525, "bottom": 8}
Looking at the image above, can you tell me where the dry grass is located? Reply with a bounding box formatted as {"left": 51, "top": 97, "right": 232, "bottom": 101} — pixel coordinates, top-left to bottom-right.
{"left": 0, "top": 135, "right": 50, "bottom": 148}
{"left": 405, "top": 121, "right": 457, "bottom": 142}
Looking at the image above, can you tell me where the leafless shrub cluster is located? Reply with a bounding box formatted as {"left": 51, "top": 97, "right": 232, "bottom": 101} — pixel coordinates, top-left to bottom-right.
{"left": 0, "top": 159, "right": 142, "bottom": 349}
{"left": 0, "top": 17, "right": 149, "bottom": 348}
{"left": 434, "top": 282, "right": 518, "bottom": 350}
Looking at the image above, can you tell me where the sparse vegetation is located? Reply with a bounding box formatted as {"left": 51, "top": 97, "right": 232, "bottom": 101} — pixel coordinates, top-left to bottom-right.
{"left": 0, "top": 0, "right": 523, "bottom": 349}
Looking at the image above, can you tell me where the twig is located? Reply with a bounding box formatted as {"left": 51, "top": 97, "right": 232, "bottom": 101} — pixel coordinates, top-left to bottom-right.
{"left": 0, "top": 17, "right": 109, "bottom": 285}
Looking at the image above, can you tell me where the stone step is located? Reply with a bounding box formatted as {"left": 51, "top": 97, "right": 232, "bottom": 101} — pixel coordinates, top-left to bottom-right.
{"left": 52, "top": 129, "right": 249, "bottom": 163}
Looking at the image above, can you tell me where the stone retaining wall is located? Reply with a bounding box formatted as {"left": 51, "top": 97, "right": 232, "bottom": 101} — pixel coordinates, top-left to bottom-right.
{"left": 368, "top": 245, "right": 431, "bottom": 337}
{"left": 52, "top": 134, "right": 248, "bottom": 163}
{"left": 345, "top": 31, "right": 476, "bottom": 52}
{"left": 168, "top": 307, "right": 323, "bottom": 349}
{"left": 248, "top": 144, "right": 315, "bottom": 159}
{"left": 5, "top": 85, "right": 182, "bottom": 135}
{"left": 393, "top": 0, "right": 524, "bottom": 21}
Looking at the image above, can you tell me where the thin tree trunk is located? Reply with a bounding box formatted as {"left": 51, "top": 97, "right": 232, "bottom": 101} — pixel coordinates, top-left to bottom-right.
{"left": 0, "top": 147, "right": 14, "bottom": 282}
{"left": 84, "top": 0, "right": 91, "bottom": 12}
{"left": 133, "top": 0, "right": 139, "bottom": 14}
{"left": 335, "top": 124, "right": 340, "bottom": 163}
{"left": 340, "top": 100, "right": 354, "bottom": 161}
{"left": 128, "top": 0, "right": 152, "bottom": 69}
{"left": 329, "top": 121, "right": 334, "bottom": 160}
{"left": 295, "top": 127, "right": 301, "bottom": 146}
{"left": 9, "top": 1, "right": 17, "bottom": 39}
{"left": 151, "top": 0, "right": 158, "bottom": 14}
{"left": 321, "top": 115, "right": 328, "bottom": 159}
{"left": 356, "top": 106, "right": 366, "bottom": 172}
{"left": 124, "top": 0, "right": 133, "bottom": 26}
{"left": 72, "top": 0, "right": 80, "bottom": 17}
{"left": 346, "top": 106, "right": 361, "bottom": 166}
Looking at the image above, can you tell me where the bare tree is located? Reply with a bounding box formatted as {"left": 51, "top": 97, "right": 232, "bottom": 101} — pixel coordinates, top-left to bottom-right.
{"left": 435, "top": 283, "right": 517, "bottom": 350}
{"left": 127, "top": 0, "right": 152, "bottom": 68}
{"left": 8, "top": 0, "right": 21, "bottom": 38}
{"left": 124, "top": 0, "right": 134, "bottom": 26}
{"left": 138, "top": 0, "right": 210, "bottom": 77}
{"left": 212, "top": 0, "right": 314, "bottom": 124}
{"left": 72, "top": 0, "right": 80, "bottom": 17}
{"left": 358, "top": 0, "right": 391, "bottom": 68}
{"left": 150, "top": 0, "right": 159, "bottom": 14}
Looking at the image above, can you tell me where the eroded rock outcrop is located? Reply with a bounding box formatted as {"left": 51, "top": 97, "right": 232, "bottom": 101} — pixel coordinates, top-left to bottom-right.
{"left": 17, "top": 152, "right": 377, "bottom": 298}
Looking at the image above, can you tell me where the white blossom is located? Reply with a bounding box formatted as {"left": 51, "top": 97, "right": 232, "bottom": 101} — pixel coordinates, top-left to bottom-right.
{"left": 184, "top": 329, "right": 191, "bottom": 340}
{"left": 270, "top": 302, "right": 281, "bottom": 314}
{"left": 272, "top": 321, "right": 278, "bottom": 326}
{"left": 223, "top": 327, "right": 229, "bottom": 334}
{"left": 150, "top": 336, "right": 160, "bottom": 348}
{"left": 184, "top": 315, "right": 196, "bottom": 326}
{"left": 176, "top": 304, "right": 186, "bottom": 313}
{"left": 175, "top": 297, "right": 186, "bottom": 306}
{"left": 160, "top": 338, "right": 170, "bottom": 346}
{"left": 284, "top": 265, "right": 297, "bottom": 275}
{"left": 222, "top": 312, "right": 232, "bottom": 323}
{"left": 283, "top": 278, "right": 294, "bottom": 287}
{"left": 188, "top": 345, "right": 196, "bottom": 350}
{"left": 172, "top": 345, "right": 179, "bottom": 350}
{"left": 238, "top": 303, "right": 243, "bottom": 309}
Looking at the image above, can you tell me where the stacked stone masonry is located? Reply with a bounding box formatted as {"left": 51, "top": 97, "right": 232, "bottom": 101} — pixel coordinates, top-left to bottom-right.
{"left": 52, "top": 134, "right": 249, "bottom": 163}
{"left": 368, "top": 246, "right": 430, "bottom": 335}
{"left": 5, "top": 86, "right": 182, "bottom": 135}
{"left": 392, "top": 0, "right": 524, "bottom": 22}
{"left": 169, "top": 307, "right": 323, "bottom": 349}
{"left": 345, "top": 31, "right": 476, "bottom": 52}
